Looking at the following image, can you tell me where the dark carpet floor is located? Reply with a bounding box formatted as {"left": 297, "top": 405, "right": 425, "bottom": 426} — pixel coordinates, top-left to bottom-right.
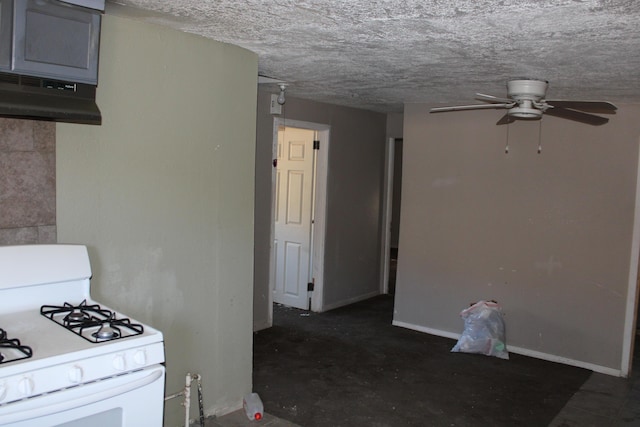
{"left": 253, "top": 295, "right": 592, "bottom": 427}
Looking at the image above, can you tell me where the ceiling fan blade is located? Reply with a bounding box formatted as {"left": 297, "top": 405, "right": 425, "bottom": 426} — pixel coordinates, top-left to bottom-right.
{"left": 546, "top": 100, "right": 617, "bottom": 113}
{"left": 545, "top": 106, "right": 609, "bottom": 126}
{"left": 430, "top": 103, "right": 512, "bottom": 113}
{"left": 476, "top": 93, "right": 513, "bottom": 104}
{"left": 496, "top": 114, "right": 516, "bottom": 125}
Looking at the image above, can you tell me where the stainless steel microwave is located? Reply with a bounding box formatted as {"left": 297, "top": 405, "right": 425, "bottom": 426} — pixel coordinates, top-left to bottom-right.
{"left": 0, "top": 0, "right": 103, "bottom": 85}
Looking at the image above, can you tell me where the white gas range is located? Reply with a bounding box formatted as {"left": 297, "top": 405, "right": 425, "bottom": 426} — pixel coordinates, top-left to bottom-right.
{"left": 0, "top": 245, "right": 165, "bottom": 427}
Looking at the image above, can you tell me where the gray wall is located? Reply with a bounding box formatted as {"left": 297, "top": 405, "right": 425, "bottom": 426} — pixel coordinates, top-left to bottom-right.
{"left": 386, "top": 113, "right": 404, "bottom": 139}
{"left": 394, "top": 104, "right": 640, "bottom": 373}
{"left": 56, "top": 15, "right": 257, "bottom": 426}
{"left": 254, "top": 88, "right": 387, "bottom": 328}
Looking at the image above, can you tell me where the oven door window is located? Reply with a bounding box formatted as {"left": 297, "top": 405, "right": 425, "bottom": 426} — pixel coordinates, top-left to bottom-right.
{"left": 55, "top": 409, "right": 123, "bottom": 427}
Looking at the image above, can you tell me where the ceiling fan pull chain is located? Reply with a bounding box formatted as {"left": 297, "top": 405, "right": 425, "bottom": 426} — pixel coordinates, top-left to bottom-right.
{"left": 505, "top": 123, "right": 510, "bottom": 154}
{"left": 537, "top": 120, "right": 542, "bottom": 154}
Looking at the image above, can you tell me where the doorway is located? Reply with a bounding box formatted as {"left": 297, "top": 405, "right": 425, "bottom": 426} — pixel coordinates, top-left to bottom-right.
{"left": 269, "top": 119, "right": 330, "bottom": 314}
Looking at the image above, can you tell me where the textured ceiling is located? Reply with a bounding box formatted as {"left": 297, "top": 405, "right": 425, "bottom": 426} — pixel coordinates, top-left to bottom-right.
{"left": 108, "top": 0, "right": 640, "bottom": 113}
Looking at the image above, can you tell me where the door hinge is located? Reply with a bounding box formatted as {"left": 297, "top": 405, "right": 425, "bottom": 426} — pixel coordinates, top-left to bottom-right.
{"left": 307, "top": 282, "right": 314, "bottom": 292}
{"left": 313, "top": 140, "right": 320, "bottom": 150}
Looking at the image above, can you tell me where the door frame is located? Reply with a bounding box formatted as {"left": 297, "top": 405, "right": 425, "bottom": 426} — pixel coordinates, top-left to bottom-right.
{"left": 269, "top": 118, "right": 330, "bottom": 316}
{"left": 379, "top": 137, "right": 396, "bottom": 294}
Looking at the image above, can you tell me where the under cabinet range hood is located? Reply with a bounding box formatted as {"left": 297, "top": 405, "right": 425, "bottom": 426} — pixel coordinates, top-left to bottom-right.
{"left": 0, "top": 0, "right": 105, "bottom": 125}
{"left": 0, "top": 73, "right": 102, "bottom": 125}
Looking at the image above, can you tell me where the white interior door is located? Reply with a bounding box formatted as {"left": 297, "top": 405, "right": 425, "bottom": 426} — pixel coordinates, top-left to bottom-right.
{"left": 273, "top": 126, "right": 315, "bottom": 309}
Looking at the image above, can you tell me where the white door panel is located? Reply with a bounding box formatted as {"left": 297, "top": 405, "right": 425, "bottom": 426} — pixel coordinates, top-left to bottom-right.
{"left": 273, "top": 127, "right": 315, "bottom": 309}
{"left": 284, "top": 241, "right": 302, "bottom": 295}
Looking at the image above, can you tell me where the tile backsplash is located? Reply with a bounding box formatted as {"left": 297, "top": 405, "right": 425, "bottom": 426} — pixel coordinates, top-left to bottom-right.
{"left": 0, "top": 118, "right": 56, "bottom": 245}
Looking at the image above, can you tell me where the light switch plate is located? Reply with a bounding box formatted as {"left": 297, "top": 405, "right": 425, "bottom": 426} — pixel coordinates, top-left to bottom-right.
{"left": 270, "top": 94, "right": 282, "bottom": 115}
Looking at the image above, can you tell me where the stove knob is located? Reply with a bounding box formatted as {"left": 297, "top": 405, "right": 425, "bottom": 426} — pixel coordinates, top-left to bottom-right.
{"left": 68, "top": 366, "right": 84, "bottom": 384}
{"left": 0, "top": 382, "right": 6, "bottom": 401}
{"left": 18, "top": 377, "right": 34, "bottom": 396}
{"left": 133, "top": 350, "right": 147, "bottom": 366}
{"left": 112, "top": 354, "right": 126, "bottom": 371}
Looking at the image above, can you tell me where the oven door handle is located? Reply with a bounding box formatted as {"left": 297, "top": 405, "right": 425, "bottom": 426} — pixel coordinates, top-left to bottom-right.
{"left": 0, "top": 367, "right": 164, "bottom": 425}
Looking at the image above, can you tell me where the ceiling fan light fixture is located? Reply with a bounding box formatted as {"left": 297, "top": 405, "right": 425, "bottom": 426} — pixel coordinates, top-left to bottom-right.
{"left": 277, "top": 83, "right": 287, "bottom": 105}
{"left": 508, "top": 107, "right": 543, "bottom": 119}
{"left": 508, "top": 99, "right": 543, "bottom": 119}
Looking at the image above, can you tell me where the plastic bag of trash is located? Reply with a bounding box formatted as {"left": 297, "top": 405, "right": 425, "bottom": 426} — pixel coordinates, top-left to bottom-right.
{"left": 451, "top": 300, "right": 509, "bottom": 359}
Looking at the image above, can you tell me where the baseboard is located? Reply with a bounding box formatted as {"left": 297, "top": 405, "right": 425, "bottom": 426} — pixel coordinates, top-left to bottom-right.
{"left": 392, "top": 319, "right": 622, "bottom": 377}
{"left": 507, "top": 345, "right": 621, "bottom": 376}
{"left": 393, "top": 320, "right": 460, "bottom": 341}
{"left": 321, "top": 290, "right": 380, "bottom": 312}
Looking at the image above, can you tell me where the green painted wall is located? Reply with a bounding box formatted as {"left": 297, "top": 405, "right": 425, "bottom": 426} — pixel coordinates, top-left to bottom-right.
{"left": 56, "top": 14, "right": 257, "bottom": 425}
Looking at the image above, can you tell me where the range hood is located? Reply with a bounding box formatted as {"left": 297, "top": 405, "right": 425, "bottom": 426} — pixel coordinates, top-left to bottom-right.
{"left": 0, "top": 0, "right": 104, "bottom": 125}
{"left": 0, "top": 73, "right": 101, "bottom": 125}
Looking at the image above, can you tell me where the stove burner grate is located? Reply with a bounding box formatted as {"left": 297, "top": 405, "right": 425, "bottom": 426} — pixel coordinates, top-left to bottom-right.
{"left": 40, "top": 300, "right": 113, "bottom": 328}
{"left": 0, "top": 328, "right": 33, "bottom": 364}
{"left": 40, "top": 300, "right": 144, "bottom": 343}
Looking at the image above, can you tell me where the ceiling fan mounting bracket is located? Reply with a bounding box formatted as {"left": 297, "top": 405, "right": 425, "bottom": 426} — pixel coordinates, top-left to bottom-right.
{"left": 507, "top": 79, "right": 548, "bottom": 101}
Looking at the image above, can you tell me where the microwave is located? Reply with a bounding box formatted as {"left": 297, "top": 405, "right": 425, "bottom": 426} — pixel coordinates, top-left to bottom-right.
{"left": 0, "top": 0, "right": 103, "bottom": 85}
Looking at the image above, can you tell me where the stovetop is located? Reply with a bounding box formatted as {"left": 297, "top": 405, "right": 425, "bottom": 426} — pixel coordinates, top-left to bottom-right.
{"left": 0, "top": 304, "right": 165, "bottom": 406}
{"left": 0, "top": 300, "right": 162, "bottom": 373}
{"left": 1, "top": 299, "right": 147, "bottom": 366}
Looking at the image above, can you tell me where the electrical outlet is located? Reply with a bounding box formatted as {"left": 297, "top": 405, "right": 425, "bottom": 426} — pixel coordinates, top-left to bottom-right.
{"left": 270, "top": 94, "right": 282, "bottom": 115}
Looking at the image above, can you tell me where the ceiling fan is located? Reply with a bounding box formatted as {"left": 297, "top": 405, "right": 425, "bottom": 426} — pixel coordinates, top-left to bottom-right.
{"left": 430, "top": 79, "right": 617, "bottom": 126}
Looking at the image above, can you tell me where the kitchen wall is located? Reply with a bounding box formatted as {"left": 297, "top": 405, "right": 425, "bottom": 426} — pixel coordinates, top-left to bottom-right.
{"left": 56, "top": 14, "right": 257, "bottom": 426}
{"left": 253, "top": 88, "right": 387, "bottom": 329}
{"left": 0, "top": 119, "right": 56, "bottom": 245}
{"left": 394, "top": 104, "right": 640, "bottom": 374}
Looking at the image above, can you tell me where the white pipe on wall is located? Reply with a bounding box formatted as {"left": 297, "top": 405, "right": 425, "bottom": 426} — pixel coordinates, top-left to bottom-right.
{"left": 165, "top": 373, "right": 197, "bottom": 427}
